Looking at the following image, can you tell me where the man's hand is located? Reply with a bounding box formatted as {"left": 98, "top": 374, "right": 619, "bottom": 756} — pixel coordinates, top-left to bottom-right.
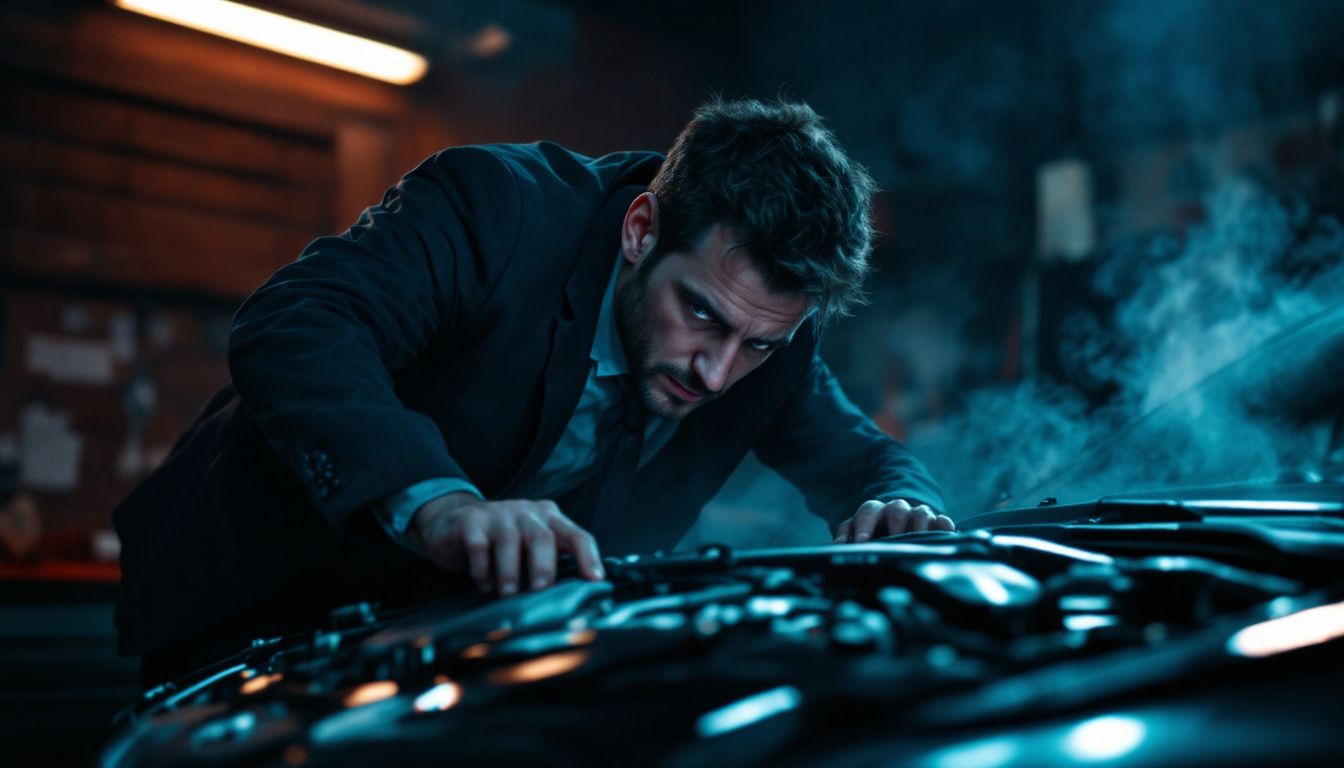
{"left": 833, "top": 499, "right": 955, "bottom": 542}
{"left": 409, "top": 493, "right": 605, "bottom": 595}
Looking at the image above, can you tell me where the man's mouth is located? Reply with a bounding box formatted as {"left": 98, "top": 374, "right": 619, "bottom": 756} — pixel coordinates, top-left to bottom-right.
{"left": 663, "top": 373, "right": 705, "bottom": 403}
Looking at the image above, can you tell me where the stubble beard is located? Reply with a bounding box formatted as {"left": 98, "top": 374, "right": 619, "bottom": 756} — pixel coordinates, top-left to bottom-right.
{"left": 615, "top": 264, "right": 706, "bottom": 421}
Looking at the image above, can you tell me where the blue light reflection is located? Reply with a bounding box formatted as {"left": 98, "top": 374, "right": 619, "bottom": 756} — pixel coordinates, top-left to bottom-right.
{"left": 695, "top": 685, "right": 801, "bottom": 738}
{"left": 1062, "top": 714, "right": 1147, "bottom": 761}
{"left": 927, "top": 737, "right": 1020, "bottom": 768}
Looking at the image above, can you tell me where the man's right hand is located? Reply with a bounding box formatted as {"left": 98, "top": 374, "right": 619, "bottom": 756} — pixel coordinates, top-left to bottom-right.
{"left": 408, "top": 493, "right": 605, "bottom": 596}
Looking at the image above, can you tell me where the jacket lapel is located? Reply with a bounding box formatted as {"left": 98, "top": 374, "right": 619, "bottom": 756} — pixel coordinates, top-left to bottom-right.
{"left": 500, "top": 186, "right": 643, "bottom": 496}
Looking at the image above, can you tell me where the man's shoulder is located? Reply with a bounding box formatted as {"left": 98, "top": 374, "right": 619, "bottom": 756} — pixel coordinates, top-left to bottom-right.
{"left": 427, "top": 142, "right": 664, "bottom": 204}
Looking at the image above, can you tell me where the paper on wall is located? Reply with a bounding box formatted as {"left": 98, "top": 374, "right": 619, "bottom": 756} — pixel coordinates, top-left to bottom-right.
{"left": 25, "top": 334, "right": 115, "bottom": 384}
{"left": 60, "top": 304, "right": 93, "bottom": 334}
{"left": 148, "top": 312, "right": 175, "bottom": 349}
{"left": 142, "top": 444, "right": 171, "bottom": 471}
{"left": 91, "top": 529, "right": 121, "bottom": 562}
{"left": 109, "top": 311, "right": 138, "bottom": 362}
{"left": 116, "top": 436, "right": 144, "bottom": 479}
{"left": 18, "top": 403, "right": 84, "bottom": 492}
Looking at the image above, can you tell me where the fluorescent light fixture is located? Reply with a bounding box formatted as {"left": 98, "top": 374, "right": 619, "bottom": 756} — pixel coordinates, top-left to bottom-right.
{"left": 113, "top": 0, "right": 428, "bottom": 85}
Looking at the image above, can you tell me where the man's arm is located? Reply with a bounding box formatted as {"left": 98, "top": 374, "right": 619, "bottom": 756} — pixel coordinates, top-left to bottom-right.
{"left": 228, "top": 146, "right": 523, "bottom": 535}
{"left": 373, "top": 478, "right": 485, "bottom": 553}
{"left": 228, "top": 146, "right": 606, "bottom": 591}
{"left": 753, "top": 348, "right": 949, "bottom": 536}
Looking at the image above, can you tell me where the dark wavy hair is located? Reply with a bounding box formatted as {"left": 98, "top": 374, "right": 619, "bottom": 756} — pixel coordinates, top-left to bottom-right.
{"left": 647, "top": 97, "right": 877, "bottom": 326}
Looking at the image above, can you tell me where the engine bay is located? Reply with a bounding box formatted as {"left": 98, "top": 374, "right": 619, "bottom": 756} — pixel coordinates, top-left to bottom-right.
{"left": 102, "top": 486, "right": 1344, "bottom": 767}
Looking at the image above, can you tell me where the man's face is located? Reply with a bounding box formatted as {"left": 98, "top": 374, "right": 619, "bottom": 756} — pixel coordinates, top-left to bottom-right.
{"left": 615, "top": 223, "right": 814, "bottom": 421}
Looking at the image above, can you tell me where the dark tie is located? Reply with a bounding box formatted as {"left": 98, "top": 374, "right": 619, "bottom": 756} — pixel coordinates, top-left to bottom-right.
{"left": 557, "top": 375, "right": 646, "bottom": 542}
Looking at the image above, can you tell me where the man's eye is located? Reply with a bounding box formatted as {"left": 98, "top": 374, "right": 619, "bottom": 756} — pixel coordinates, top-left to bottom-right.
{"left": 689, "top": 303, "right": 712, "bottom": 321}
{"left": 750, "top": 342, "right": 774, "bottom": 353}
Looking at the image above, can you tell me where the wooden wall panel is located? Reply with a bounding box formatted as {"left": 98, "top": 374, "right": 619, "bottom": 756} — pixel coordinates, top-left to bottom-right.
{"left": 0, "top": 1, "right": 412, "bottom": 549}
{"left": 1, "top": 185, "right": 315, "bottom": 295}
{"left": 8, "top": 84, "right": 319, "bottom": 175}
{"left": 333, "top": 121, "right": 395, "bottom": 233}
{"left": 5, "top": 81, "right": 332, "bottom": 198}
{"left": 1, "top": 4, "right": 405, "bottom": 135}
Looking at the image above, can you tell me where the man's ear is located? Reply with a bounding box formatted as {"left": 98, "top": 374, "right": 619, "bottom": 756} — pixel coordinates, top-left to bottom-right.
{"left": 620, "top": 192, "right": 660, "bottom": 267}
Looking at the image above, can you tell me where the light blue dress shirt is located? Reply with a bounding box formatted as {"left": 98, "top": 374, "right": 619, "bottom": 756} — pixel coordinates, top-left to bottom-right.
{"left": 375, "top": 251, "right": 679, "bottom": 546}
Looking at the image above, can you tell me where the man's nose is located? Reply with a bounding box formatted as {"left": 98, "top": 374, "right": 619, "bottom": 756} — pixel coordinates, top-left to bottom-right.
{"left": 694, "top": 338, "right": 739, "bottom": 394}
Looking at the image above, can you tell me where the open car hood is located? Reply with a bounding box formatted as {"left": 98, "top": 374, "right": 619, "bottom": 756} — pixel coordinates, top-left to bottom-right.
{"left": 99, "top": 309, "right": 1344, "bottom": 766}
{"left": 100, "top": 490, "right": 1344, "bottom": 766}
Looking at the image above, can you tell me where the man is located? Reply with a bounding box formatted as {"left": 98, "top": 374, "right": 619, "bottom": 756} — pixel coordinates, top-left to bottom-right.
{"left": 114, "top": 98, "right": 950, "bottom": 684}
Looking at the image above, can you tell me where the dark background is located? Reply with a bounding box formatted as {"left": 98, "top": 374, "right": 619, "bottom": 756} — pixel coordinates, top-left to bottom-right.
{"left": 1, "top": 1, "right": 1342, "bottom": 764}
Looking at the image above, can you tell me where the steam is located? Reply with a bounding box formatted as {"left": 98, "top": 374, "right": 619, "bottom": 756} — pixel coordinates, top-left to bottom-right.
{"left": 910, "top": 178, "right": 1344, "bottom": 515}
{"left": 676, "top": 0, "right": 1344, "bottom": 546}
{"left": 1074, "top": 182, "right": 1340, "bottom": 412}
{"left": 684, "top": 179, "right": 1343, "bottom": 548}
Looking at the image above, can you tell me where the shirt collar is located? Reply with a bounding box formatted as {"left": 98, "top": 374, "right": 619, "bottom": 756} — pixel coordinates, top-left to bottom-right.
{"left": 590, "top": 250, "right": 630, "bottom": 377}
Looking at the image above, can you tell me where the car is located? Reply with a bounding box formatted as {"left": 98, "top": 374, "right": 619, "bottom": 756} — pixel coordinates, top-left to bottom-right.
{"left": 99, "top": 304, "right": 1344, "bottom": 767}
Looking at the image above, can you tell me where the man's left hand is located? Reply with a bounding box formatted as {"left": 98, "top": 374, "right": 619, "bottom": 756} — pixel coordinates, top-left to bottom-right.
{"left": 833, "top": 499, "right": 955, "bottom": 542}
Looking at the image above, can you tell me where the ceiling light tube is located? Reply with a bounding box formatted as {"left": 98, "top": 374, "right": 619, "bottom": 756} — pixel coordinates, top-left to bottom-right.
{"left": 114, "top": 0, "right": 428, "bottom": 85}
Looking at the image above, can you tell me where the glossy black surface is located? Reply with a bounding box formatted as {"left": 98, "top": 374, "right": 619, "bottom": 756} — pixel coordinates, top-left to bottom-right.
{"left": 100, "top": 489, "right": 1344, "bottom": 767}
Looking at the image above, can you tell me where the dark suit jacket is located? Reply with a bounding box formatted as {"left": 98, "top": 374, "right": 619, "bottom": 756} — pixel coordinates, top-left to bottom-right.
{"left": 113, "top": 142, "right": 944, "bottom": 657}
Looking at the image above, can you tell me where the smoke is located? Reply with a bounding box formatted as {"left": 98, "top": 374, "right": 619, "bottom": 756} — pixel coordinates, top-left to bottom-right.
{"left": 910, "top": 178, "right": 1344, "bottom": 515}
{"left": 677, "top": 0, "right": 1344, "bottom": 544}
{"left": 685, "top": 178, "right": 1344, "bottom": 545}
{"left": 1077, "top": 181, "right": 1339, "bottom": 411}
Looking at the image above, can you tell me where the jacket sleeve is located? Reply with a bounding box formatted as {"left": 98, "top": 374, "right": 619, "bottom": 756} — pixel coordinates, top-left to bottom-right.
{"left": 227, "top": 146, "right": 522, "bottom": 537}
{"left": 373, "top": 476, "right": 485, "bottom": 553}
{"left": 753, "top": 349, "right": 946, "bottom": 530}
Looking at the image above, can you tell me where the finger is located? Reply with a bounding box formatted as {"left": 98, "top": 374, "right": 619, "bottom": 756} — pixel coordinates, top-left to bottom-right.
{"left": 851, "top": 500, "right": 886, "bottom": 541}
{"left": 492, "top": 519, "right": 521, "bottom": 596}
{"left": 521, "top": 517, "right": 557, "bottom": 591}
{"left": 833, "top": 519, "right": 853, "bottom": 543}
{"left": 933, "top": 514, "right": 956, "bottom": 531}
{"left": 881, "top": 499, "right": 913, "bottom": 536}
{"left": 550, "top": 515, "right": 605, "bottom": 581}
{"left": 460, "top": 514, "right": 492, "bottom": 592}
{"left": 909, "top": 505, "right": 936, "bottom": 532}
